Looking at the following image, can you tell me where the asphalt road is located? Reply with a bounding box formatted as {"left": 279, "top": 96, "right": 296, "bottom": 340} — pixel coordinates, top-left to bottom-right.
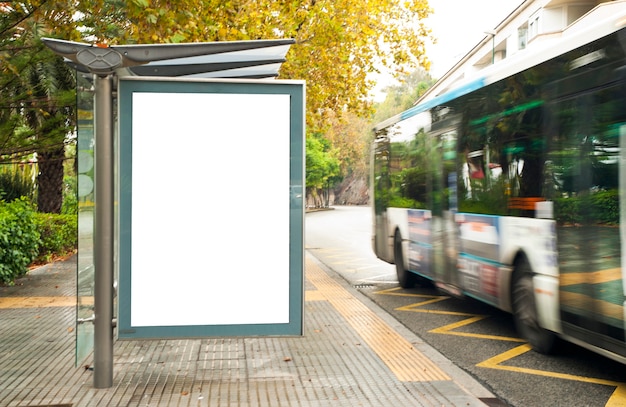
{"left": 305, "top": 206, "right": 626, "bottom": 407}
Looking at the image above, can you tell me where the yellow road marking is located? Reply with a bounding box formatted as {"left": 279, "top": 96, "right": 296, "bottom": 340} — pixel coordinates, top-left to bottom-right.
{"left": 377, "top": 286, "right": 446, "bottom": 299}
{"left": 477, "top": 345, "right": 626, "bottom": 407}
{"left": 377, "top": 290, "right": 525, "bottom": 342}
{"left": 609, "top": 385, "right": 626, "bottom": 407}
{"left": 375, "top": 287, "right": 626, "bottom": 406}
{"left": 306, "top": 258, "right": 449, "bottom": 382}
{"left": 0, "top": 296, "right": 76, "bottom": 309}
{"left": 429, "top": 315, "right": 526, "bottom": 342}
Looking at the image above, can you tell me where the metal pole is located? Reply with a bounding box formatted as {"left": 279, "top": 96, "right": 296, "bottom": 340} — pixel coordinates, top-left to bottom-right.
{"left": 93, "top": 74, "right": 114, "bottom": 388}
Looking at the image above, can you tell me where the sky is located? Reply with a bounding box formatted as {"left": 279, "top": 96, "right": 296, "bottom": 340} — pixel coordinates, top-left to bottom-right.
{"left": 426, "top": 0, "right": 523, "bottom": 78}
{"left": 372, "top": 0, "right": 522, "bottom": 99}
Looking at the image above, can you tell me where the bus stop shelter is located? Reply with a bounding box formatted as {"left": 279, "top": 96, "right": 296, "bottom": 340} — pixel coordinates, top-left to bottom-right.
{"left": 43, "top": 38, "right": 304, "bottom": 389}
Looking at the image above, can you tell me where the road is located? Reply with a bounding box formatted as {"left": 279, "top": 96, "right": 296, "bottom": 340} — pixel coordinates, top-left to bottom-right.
{"left": 305, "top": 206, "right": 626, "bottom": 407}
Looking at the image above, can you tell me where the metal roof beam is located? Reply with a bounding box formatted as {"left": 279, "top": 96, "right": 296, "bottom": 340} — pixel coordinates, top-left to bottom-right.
{"left": 128, "top": 58, "right": 286, "bottom": 77}
{"left": 42, "top": 37, "right": 294, "bottom": 76}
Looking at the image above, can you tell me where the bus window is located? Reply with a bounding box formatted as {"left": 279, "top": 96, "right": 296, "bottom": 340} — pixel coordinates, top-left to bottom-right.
{"left": 372, "top": 134, "right": 390, "bottom": 216}
{"left": 548, "top": 79, "right": 626, "bottom": 350}
{"left": 386, "top": 127, "right": 430, "bottom": 210}
{"left": 459, "top": 93, "right": 545, "bottom": 216}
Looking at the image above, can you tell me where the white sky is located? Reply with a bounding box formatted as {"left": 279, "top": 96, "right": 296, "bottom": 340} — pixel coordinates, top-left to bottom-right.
{"left": 426, "top": 0, "right": 523, "bottom": 78}
{"left": 372, "top": 0, "right": 522, "bottom": 99}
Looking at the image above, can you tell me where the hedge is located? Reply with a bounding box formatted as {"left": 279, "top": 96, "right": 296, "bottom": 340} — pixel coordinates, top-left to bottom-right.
{"left": 34, "top": 212, "right": 77, "bottom": 264}
{"left": 0, "top": 199, "right": 78, "bottom": 286}
{"left": 0, "top": 199, "right": 40, "bottom": 285}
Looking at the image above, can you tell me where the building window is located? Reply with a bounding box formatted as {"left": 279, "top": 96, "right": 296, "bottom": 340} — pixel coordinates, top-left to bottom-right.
{"left": 518, "top": 26, "right": 528, "bottom": 50}
{"left": 528, "top": 12, "right": 540, "bottom": 40}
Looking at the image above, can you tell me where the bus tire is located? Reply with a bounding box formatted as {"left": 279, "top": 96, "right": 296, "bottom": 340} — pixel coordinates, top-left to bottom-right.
{"left": 394, "top": 230, "right": 415, "bottom": 289}
{"left": 511, "top": 257, "right": 557, "bottom": 354}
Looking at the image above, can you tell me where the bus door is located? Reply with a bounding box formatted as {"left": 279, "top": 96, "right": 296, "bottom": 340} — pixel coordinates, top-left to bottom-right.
{"left": 372, "top": 134, "right": 392, "bottom": 263}
{"left": 430, "top": 118, "right": 462, "bottom": 295}
{"left": 547, "top": 66, "right": 626, "bottom": 357}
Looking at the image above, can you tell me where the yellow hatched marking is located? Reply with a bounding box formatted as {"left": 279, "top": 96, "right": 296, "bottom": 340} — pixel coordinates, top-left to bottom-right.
{"left": 306, "top": 258, "right": 449, "bottom": 382}
{"left": 0, "top": 296, "right": 76, "bottom": 309}
{"left": 429, "top": 315, "right": 526, "bottom": 342}
{"left": 376, "top": 290, "right": 525, "bottom": 342}
{"left": 374, "top": 287, "right": 408, "bottom": 296}
{"left": 478, "top": 345, "right": 626, "bottom": 407}
{"left": 375, "top": 288, "right": 626, "bottom": 405}
{"left": 395, "top": 295, "right": 452, "bottom": 310}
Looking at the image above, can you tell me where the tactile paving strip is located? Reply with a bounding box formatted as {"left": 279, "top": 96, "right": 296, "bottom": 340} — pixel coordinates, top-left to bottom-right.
{"left": 305, "top": 257, "right": 450, "bottom": 382}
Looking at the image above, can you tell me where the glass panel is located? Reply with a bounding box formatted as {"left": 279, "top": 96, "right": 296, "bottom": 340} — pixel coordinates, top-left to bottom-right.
{"left": 385, "top": 115, "right": 430, "bottom": 210}
{"left": 76, "top": 73, "right": 95, "bottom": 366}
{"left": 552, "top": 83, "right": 626, "bottom": 346}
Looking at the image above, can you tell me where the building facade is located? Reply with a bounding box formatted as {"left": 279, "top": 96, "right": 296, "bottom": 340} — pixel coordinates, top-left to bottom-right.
{"left": 421, "top": 0, "right": 625, "bottom": 102}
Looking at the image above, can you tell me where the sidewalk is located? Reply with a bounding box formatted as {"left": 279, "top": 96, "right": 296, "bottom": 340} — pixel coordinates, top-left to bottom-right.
{"left": 0, "top": 252, "right": 496, "bottom": 407}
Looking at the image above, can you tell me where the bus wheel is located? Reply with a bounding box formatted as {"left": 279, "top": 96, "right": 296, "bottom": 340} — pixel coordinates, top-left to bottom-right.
{"left": 394, "top": 230, "right": 414, "bottom": 288}
{"left": 511, "top": 258, "right": 556, "bottom": 354}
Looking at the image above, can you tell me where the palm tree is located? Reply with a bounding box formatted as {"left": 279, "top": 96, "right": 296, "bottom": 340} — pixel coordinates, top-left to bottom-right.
{"left": 0, "top": 2, "right": 77, "bottom": 213}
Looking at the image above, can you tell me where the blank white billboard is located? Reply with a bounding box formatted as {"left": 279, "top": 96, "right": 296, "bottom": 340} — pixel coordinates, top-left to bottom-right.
{"left": 117, "top": 78, "right": 304, "bottom": 338}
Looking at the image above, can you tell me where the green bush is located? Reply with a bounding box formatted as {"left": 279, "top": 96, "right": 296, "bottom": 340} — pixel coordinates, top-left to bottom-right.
{"left": 34, "top": 212, "right": 77, "bottom": 264}
{"left": 0, "top": 198, "right": 40, "bottom": 285}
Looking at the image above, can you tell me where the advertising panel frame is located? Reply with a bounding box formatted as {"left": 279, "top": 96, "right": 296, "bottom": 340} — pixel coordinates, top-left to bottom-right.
{"left": 117, "top": 77, "right": 305, "bottom": 339}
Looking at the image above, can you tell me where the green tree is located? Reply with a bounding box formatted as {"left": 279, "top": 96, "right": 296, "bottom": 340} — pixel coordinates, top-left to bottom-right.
{"left": 74, "top": 0, "right": 433, "bottom": 140}
{"left": 2, "top": 0, "right": 434, "bottom": 207}
{"left": 373, "top": 68, "right": 435, "bottom": 123}
{"left": 324, "top": 110, "right": 371, "bottom": 179}
{"left": 0, "top": 2, "right": 78, "bottom": 213}
{"left": 306, "top": 135, "right": 339, "bottom": 207}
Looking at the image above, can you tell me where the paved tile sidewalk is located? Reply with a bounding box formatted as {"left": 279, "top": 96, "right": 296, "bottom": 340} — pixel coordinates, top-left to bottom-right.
{"left": 0, "top": 253, "right": 495, "bottom": 406}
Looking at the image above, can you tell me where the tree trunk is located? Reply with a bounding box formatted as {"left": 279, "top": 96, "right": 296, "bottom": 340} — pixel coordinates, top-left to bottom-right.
{"left": 37, "top": 146, "right": 65, "bottom": 213}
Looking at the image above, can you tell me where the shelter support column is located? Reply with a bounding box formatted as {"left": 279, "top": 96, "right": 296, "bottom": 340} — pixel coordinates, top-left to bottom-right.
{"left": 93, "top": 74, "right": 114, "bottom": 389}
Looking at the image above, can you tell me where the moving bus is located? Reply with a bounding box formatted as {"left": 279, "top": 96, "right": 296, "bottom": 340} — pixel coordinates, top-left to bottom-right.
{"left": 371, "top": 8, "right": 626, "bottom": 362}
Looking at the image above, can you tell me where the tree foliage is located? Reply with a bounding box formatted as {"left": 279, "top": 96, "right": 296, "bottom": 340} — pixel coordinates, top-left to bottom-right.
{"left": 373, "top": 68, "right": 435, "bottom": 124}
{"left": 0, "top": 1, "right": 79, "bottom": 212}
{"left": 72, "top": 0, "right": 433, "bottom": 194}
{"left": 75, "top": 0, "right": 433, "bottom": 134}
{"left": 1, "top": 0, "right": 434, "bottom": 203}
{"left": 306, "top": 135, "right": 339, "bottom": 191}
{"left": 324, "top": 110, "right": 371, "bottom": 178}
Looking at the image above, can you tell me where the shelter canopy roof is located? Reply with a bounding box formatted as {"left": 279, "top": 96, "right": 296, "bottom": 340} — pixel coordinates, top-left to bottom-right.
{"left": 42, "top": 38, "right": 295, "bottom": 79}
